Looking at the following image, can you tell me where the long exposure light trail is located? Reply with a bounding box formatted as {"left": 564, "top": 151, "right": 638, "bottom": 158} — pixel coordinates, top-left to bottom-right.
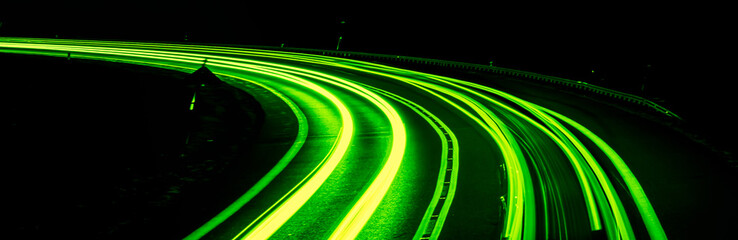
{"left": 218, "top": 63, "right": 356, "bottom": 240}
{"left": 355, "top": 82, "right": 460, "bottom": 240}
{"left": 185, "top": 71, "right": 310, "bottom": 240}
{"left": 542, "top": 109, "right": 667, "bottom": 240}
{"left": 437, "top": 77, "right": 630, "bottom": 239}
{"left": 0, "top": 37, "right": 667, "bottom": 240}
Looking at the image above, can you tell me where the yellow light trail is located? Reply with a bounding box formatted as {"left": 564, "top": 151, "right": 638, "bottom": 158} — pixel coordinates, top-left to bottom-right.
{"left": 443, "top": 78, "right": 638, "bottom": 239}
{"left": 0, "top": 37, "right": 668, "bottom": 240}
{"left": 0, "top": 41, "right": 357, "bottom": 239}
{"left": 218, "top": 58, "right": 408, "bottom": 240}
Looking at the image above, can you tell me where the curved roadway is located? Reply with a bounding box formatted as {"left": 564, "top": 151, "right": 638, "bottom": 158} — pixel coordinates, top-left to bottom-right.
{"left": 2, "top": 37, "right": 712, "bottom": 240}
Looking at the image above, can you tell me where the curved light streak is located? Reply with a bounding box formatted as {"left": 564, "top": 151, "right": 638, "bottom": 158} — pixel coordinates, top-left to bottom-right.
{"left": 0, "top": 37, "right": 668, "bottom": 240}
{"left": 182, "top": 72, "right": 309, "bottom": 240}
{"left": 542, "top": 109, "right": 667, "bottom": 240}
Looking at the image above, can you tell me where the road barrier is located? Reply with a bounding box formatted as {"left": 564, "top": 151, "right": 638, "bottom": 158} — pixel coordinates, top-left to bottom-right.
{"left": 245, "top": 45, "right": 681, "bottom": 120}
{"left": 0, "top": 37, "right": 679, "bottom": 119}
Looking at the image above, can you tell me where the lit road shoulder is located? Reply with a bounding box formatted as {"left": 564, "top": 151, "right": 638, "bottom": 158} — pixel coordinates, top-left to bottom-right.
{"left": 0, "top": 37, "right": 670, "bottom": 239}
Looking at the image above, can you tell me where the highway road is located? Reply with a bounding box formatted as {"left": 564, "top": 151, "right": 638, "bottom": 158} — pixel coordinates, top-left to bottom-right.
{"left": 3, "top": 37, "right": 732, "bottom": 239}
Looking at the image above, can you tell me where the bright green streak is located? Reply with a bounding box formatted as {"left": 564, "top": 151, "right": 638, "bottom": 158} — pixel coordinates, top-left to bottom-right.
{"left": 280, "top": 57, "right": 518, "bottom": 239}
{"left": 356, "top": 82, "right": 460, "bottom": 240}
{"left": 431, "top": 76, "right": 603, "bottom": 231}
{"left": 320, "top": 58, "right": 645, "bottom": 239}
{"left": 542, "top": 109, "right": 667, "bottom": 240}
{"left": 446, "top": 79, "right": 637, "bottom": 239}
{"left": 261, "top": 55, "right": 464, "bottom": 239}
{"left": 1, "top": 38, "right": 667, "bottom": 239}
{"left": 221, "top": 64, "right": 355, "bottom": 240}
{"left": 230, "top": 58, "right": 408, "bottom": 240}
{"left": 0, "top": 41, "right": 357, "bottom": 239}
{"left": 331, "top": 59, "right": 652, "bottom": 239}
{"left": 171, "top": 43, "right": 523, "bottom": 238}
{"left": 191, "top": 52, "right": 407, "bottom": 239}
{"left": 207, "top": 40, "right": 662, "bottom": 239}
{"left": 401, "top": 79, "right": 534, "bottom": 239}
{"left": 183, "top": 72, "right": 309, "bottom": 240}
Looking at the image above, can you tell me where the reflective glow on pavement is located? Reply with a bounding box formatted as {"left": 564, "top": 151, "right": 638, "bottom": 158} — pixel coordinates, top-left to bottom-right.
{"left": 0, "top": 37, "right": 666, "bottom": 240}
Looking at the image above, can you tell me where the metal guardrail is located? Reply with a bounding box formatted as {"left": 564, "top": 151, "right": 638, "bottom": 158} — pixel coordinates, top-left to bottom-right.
{"left": 0, "top": 37, "right": 679, "bottom": 119}
{"left": 246, "top": 45, "right": 681, "bottom": 120}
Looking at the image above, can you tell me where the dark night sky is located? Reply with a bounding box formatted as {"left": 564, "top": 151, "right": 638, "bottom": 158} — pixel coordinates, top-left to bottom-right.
{"left": 1, "top": 2, "right": 727, "bottom": 70}
{"left": 1, "top": 1, "right": 734, "bottom": 149}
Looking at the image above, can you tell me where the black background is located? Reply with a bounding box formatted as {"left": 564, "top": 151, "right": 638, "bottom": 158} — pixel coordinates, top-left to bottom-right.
{"left": 2, "top": 1, "right": 734, "bottom": 152}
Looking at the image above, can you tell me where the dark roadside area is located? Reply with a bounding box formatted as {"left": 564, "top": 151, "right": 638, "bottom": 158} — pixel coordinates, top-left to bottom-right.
{"left": 378, "top": 61, "right": 738, "bottom": 239}
{"left": 2, "top": 53, "right": 283, "bottom": 239}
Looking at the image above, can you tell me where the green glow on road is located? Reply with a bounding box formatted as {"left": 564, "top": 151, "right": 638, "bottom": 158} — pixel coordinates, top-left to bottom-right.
{"left": 175, "top": 49, "right": 408, "bottom": 239}
{"left": 401, "top": 78, "right": 535, "bottom": 239}
{"left": 432, "top": 76, "right": 603, "bottom": 232}
{"left": 183, "top": 72, "right": 309, "bottom": 240}
{"left": 215, "top": 64, "right": 354, "bottom": 240}
{"left": 236, "top": 57, "right": 408, "bottom": 240}
{"left": 328, "top": 58, "right": 661, "bottom": 239}
{"left": 0, "top": 41, "right": 356, "bottom": 239}
{"left": 0, "top": 37, "right": 668, "bottom": 240}
{"left": 542, "top": 109, "right": 667, "bottom": 240}
{"left": 356, "top": 82, "right": 460, "bottom": 240}
{"left": 445, "top": 79, "right": 639, "bottom": 239}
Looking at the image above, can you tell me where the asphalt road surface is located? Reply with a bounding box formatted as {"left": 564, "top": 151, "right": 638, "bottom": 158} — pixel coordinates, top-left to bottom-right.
{"left": 3, "top": 37, "right": 735, "bottom": 240}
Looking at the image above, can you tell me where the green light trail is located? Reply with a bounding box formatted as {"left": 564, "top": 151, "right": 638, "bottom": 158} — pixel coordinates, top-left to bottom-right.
{"left": 208, "top": 63, "right": 356, "bottom": 240}
{"left": 218, "top": 54, "right": 408, "bottom": 240}
{"left": 407, "top": 80, "right": 535, "bottom": 240}
{"left": 0, "top": 41, "right": 358, "bottom": 239}
{"left": 428, "top": 76, "right": 603, "bottom": 232}
{"left": 0, "top": 37, "right": 668, "bottom": 240}
{"left": 306, "top": 58, "right": 654, "bottom": 239}
{"left": 542, "top": 109, "right": 667, "bottom": 240}
{"left": 354, "top": 82, "right": 460, "bottom": 240}
{"left": 443, "top": 78, "right": 638, "bottom": 239}
{"left": 183, "top": 72, "right": 309, "bottom": 240}
{"left": 312, "top": 56, "right": 663, "bottom": 239}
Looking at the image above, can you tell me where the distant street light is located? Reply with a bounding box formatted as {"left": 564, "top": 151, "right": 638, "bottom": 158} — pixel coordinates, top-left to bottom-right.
{"left": 336, "top": 18, "right": 347, "bottom": 51}
{"left": 590, "top": 64, "right": 600, "bottom": 82}
{"left": 336, "top": 36, "right": 343, "bottom": 50}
